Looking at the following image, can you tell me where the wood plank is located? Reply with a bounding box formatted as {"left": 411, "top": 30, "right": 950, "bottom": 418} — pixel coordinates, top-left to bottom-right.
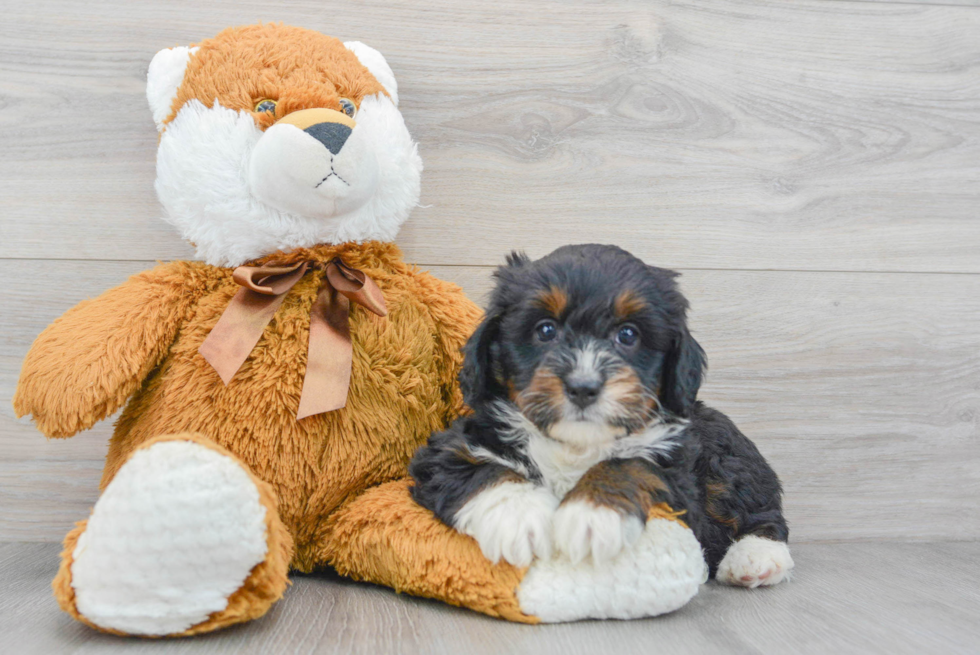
{"left": 1, "top": 0, "right": 979, "bottom": 272}
{"left": 851, "top": 0, "right": 979, "bottom": 6}
{"left": 1, "top": 540, "right": 978, "bottom": 654}
{"left": 3, "top": 260, "right": 978, "bottom": 542}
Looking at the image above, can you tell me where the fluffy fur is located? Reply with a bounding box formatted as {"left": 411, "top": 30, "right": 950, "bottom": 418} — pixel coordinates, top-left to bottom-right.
{"left": 716, "top": 535, "right": 795, "bottom": 587}
{"left": 14, "top": 24, "right": 574, "bottom": 635}
{"left": 69, "top": 439, "right": 271, "bottom": 635}
{"left": 16, "top": 24, "right": 712, "bottom": 633}
{"left": 54, "top": 433, "right": 294, "bottom": 637}
{"left": 16, "top": 242, "right": 480, "bottom": 570}
{"left": 153, "top": 24, "right": 422, "bottom": 267}
{"left": 156, "top": 93, "right": 421, "bottom": 266}
{"left": 147, "top": 46, "right": 198, "bottom": 129}
{"left": 343, "top": 41, "right": 399, "bottom": 105}
{"left": 551, "top": 499, "right": 644, "bottom": 564}
{"left": 411, "top": 244, "right": 792, "bottom": 580}
{"left": 454, "top": 480, "right": 559, "bottom": 567}
{"left": 517, "top": 512, "right": 706, "bottom": 621}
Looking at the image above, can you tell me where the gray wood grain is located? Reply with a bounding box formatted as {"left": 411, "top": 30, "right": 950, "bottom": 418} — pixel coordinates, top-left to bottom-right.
{"left": 3, "top": 261, "right": 978, "bottom": 543}
{"left": 850, "top": 0, "right": 979, "bottom": 6}
{"left": 1, "top": 541, "right": 978, "bottom": 655}
{"left": 2, "top": 0, "right": 979, "bottom": 647}
{"left": 1, "top": 0, "right": 979, "bottom": 271}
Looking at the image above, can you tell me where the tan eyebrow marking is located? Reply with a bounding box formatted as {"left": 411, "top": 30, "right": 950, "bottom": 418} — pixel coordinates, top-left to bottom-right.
{"left": 535, "top": 285, "right": 568, "bottom": 317}
{"left": 614, "top": 289, "right": 647, "bottom": 319}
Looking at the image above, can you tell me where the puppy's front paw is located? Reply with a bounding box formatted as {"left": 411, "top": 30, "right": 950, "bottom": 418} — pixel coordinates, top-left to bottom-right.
{"left": 553, "top": 499, "right": 644, "bottom": 565}
{"left": 717, "top": 535, "right": 794, "bottom": 588}
{"left": 454, "top": 481, "right": 559, "bottom": 568}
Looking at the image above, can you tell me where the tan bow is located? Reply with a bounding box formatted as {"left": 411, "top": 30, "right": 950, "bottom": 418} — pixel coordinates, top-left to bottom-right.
{"left": 199, "top": 258, "right": 387, "bottom": 419}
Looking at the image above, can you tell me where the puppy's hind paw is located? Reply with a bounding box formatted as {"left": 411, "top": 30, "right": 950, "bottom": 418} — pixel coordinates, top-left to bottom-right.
{"left": 717, "top": 535, "right": 794, "bottom": 588}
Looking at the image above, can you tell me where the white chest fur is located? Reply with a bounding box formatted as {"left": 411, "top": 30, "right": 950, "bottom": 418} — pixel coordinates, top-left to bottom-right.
{"left": 490, "top": 401, "right": 684, "bottom": 499}
{"left": 527, "top": 436, "right": 612, "bottom": 498}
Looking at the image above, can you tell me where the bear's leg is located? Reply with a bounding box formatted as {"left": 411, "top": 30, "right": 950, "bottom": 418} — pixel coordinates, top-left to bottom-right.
{"left": 319, "top": 479, "right": 706, "bottom": 623}
{"left": 53, "top": 433, "right": 293, "bottom": 637}
{"left": 320, "top": 478, "right": 536, "bottom": 623}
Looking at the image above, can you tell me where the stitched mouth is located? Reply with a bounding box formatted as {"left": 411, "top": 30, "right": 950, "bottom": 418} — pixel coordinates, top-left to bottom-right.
{"left": 315, "top": 164, "right": 350, "bottom": 188}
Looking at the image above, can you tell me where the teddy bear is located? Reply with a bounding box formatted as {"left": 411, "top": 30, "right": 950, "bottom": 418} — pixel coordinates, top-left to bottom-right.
{"left": 13, "top": 23, "right": 706, "bottom": 636}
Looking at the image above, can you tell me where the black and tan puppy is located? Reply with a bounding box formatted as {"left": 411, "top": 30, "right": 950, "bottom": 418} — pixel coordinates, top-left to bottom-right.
{"left": 410, "top": 244, "right": 793, "bottom": 586}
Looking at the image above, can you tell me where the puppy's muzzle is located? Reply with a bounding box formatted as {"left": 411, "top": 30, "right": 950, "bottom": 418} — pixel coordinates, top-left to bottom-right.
{"left": 275, "top": 108, "right": 356, "bottom": 155}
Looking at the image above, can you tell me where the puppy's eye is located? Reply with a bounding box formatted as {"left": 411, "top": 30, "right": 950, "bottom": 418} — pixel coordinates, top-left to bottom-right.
{"left": 534, "top": 319, "right": 559, "bottom": 343}
{"left": 338, "top": 98, "right": 357, "bottom": 118}
{"left": 616, "top": 325, "right": 640, "bottom": 347}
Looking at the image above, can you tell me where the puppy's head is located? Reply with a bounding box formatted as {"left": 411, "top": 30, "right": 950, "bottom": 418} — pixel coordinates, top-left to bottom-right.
{"left": 462, "top": 245, "right": 706, "bottom": 447}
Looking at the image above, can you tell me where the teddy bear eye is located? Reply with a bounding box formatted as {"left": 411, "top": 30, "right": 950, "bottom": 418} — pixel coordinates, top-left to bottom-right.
{"left": 338, "top": 98, "right": 357, "bottom": 118}
{"left": 254, "top": 99, "right": 277, "bottom": 114}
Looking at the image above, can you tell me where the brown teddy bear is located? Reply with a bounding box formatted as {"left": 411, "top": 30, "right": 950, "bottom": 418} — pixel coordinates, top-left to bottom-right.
{"left": 14, "top": 24, "right": 706, "bottom": 637}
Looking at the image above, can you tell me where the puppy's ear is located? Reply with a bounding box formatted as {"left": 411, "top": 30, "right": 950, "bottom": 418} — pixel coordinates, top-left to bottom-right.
{"left": 459, "top": 310, "right": 505, "bottom": 407}
{"left": 461, "top": 253, "right": 527, "bottom": 406}
{"left": 659, "top": 328, "right": 707, "bottom": 418}
{"left": 505, "top": 250, "right": 531, "bottom": 268}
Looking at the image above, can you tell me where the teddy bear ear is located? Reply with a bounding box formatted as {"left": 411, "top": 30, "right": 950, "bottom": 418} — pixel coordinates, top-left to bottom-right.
{"left": 146, "top": 46, "right": 198, "bottom": 131}
{"left": 343, "top": 41, "right": 399, "bottom": 106}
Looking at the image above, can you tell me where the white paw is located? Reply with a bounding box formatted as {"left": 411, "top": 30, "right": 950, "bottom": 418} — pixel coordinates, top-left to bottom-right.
{"left": 454, "top": 481, "right": 559, "bottom": 567}
{"left": 518, "top": 517, "right": 708, "bottom": 621}
{"left": 716, "top": 535, "right": 794, "bottom": 588}
{"left": 70, "top": 440, "right": 269, "bottom": 635}
{"left": 552, "top": 499, "right": 644, "bottom": 565}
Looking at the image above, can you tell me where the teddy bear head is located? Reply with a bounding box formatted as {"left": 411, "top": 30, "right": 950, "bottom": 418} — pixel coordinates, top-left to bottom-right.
{"left": 147, "top": 24, "right": 422, "bottom": 267}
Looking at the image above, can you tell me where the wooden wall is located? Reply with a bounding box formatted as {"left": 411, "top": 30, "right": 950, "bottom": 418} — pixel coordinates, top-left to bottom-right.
{"left": 2, "top": 0, "right": 978, "bottom": 543}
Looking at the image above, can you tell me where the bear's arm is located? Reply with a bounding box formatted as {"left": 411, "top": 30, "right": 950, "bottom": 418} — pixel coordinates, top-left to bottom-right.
{"left": 414, "top": 270, "right": 483, "bottom": 426}
{"left": 13, "top": 261, "right": 213, "bottom": 438}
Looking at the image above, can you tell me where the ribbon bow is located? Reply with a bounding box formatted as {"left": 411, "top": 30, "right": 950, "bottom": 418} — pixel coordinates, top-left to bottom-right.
{"left": 199, "top": 258, "right": 387, "bottom": 419}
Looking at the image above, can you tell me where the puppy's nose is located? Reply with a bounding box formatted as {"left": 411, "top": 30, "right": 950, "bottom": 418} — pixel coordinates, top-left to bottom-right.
{"left": 303, "top": 122, "right": 351, "bottom": 155}
{"left": 274, "top": 108, "right": 356, "bottom": 155}
{"left": 565, "top": 379, "right": 602, "bottom": 409}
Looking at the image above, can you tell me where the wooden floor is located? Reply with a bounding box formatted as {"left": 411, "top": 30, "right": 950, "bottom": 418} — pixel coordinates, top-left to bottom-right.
{"left": 2, "top": 541, "right": 979, "bottom": 655}
{"left": 1, "top": 0, "right": 979, "bottom": 651}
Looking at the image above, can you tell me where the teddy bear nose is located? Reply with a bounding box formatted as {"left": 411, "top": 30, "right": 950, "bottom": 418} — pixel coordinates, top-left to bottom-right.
{"left": 272, "top": 108, "right": 356, "bottom": 155}
{"left": 304, "top": 122, "right": 352, "bottom": 155}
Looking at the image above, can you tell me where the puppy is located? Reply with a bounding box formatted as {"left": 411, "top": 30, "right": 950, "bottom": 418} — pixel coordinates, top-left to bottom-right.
{"left": 410, "top": 244, "right": 793, "bottom": 587}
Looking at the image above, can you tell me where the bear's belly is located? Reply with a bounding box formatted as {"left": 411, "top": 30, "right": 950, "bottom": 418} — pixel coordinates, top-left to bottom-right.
{"left": 104, "top": 284, "right": 450, "bottom": 558}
